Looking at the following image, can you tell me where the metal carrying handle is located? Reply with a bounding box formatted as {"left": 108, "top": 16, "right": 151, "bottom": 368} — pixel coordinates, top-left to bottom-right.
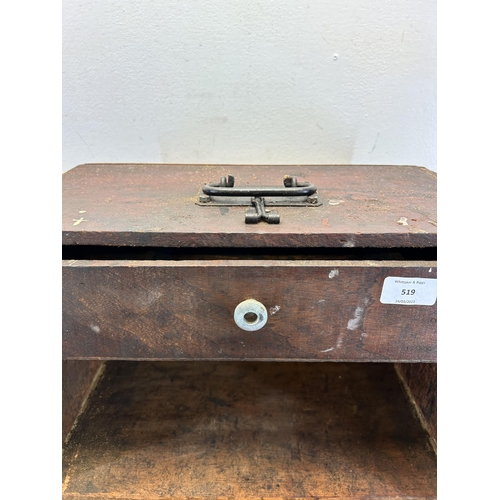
{"left": 202, "top": 175, "right": 317, "bottom": 197}
{"left": 198, "top": 175, "right": 319, "bottom": 224}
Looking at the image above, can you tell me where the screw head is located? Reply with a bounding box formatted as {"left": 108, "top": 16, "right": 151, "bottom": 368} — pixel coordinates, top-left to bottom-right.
{"left": 306, "top": 194, "right": 318, "bottom": 204}
{"left": 199, "top": 194, "right": 210, "bottom": 203}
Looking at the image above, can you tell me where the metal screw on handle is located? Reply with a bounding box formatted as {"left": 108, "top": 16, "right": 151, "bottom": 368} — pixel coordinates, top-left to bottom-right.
{"left": 233, "top": 299, "right": 268, "bottom": 331}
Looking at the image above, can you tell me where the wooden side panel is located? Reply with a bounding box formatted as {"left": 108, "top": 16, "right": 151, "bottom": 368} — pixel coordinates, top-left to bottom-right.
{"left": 396, "top": 363, "right": 437, "bottom": 447}
{"left": 62, "top": 361, "right": 437, "bottom": 499}
{"left": 63, "top": 260, "right": 437, "bottom": 361}
{"left": 62, "top": 164, "right": 437, "bottom": 248}
{"left": 62, "top": 360, "right": 103, "bottom": 444}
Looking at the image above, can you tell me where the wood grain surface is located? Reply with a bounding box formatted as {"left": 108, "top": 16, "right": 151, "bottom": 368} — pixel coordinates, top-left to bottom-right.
{"left": 62, "top": 361, "right": 437, "bottom": 499}
{"left": 62, "top": 360, "right": 103, "bottom": 444}
{"left": 395, "top": 363, "right": 437, "bottom": 449}
{"left": 63, "top": 260, "right": 437, "bottom": 362}
{"left": 62, "top": 164, "right": 437, "bottom": 248}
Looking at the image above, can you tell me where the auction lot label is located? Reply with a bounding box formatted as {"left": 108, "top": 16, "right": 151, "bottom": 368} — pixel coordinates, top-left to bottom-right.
{"left": 380, "top": 277, "right": 437, "bottom": 306}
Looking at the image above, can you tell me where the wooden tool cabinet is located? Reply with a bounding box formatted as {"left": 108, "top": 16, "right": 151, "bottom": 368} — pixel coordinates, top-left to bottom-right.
{"left": 62, "top": 164, "right": 437, "bottom": 499}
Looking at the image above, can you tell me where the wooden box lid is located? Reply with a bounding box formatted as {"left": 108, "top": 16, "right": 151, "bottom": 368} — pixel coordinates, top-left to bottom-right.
{"left": 62, "top": 164, "right": 436, "bottom": 248}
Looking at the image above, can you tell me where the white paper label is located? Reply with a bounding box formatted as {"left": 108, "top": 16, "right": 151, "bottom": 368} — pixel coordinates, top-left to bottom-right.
{"left": 380, "top": 277, "right": 437, "bottom": 306}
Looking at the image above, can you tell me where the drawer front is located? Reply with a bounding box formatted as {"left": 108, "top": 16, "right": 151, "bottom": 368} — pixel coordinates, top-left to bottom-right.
{"left": 63, "top": 260, "right": 437, "bottom": 361}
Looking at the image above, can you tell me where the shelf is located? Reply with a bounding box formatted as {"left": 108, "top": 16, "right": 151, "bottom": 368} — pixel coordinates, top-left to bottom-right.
{"left": 62, "top": 361, "right": 436, "bottom": 499}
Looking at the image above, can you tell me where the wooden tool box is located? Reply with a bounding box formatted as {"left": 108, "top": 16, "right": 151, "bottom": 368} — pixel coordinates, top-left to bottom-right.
{"left": 62, "top": 164, "right": 437, "bottom": 499}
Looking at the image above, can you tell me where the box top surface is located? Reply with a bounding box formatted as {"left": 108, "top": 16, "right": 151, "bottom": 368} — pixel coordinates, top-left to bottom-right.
{"left": 62, "top": 164, "right": 437, "bottom": 248}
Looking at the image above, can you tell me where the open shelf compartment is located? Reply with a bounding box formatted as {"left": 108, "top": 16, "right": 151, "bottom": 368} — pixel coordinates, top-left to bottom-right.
{"left": 63, "top": 361, "right": 436, "bottom": 499}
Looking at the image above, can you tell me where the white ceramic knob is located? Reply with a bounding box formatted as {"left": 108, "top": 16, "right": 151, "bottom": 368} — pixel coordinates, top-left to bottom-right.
{"left": 233, "top": 299, "right": 268, "bottom": 331}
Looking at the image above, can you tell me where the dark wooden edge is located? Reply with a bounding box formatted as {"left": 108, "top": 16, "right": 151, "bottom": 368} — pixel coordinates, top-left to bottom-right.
{"left": 62, "top": 231, "right": 437, "bottom": 249}
{"left": 395, "top": 363, "right": 437, "bottom": 453}
{"left": 62, "top": 360, "right": 105, "bottom": 445}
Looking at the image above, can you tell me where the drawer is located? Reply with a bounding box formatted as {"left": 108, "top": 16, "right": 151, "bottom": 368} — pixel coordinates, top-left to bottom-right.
{"left": 63, "top": 259, "right": 436, "bottom": 361}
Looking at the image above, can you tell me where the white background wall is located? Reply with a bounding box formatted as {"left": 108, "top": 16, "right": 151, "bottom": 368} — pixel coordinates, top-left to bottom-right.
{"left": 62, "top": 0, "right": 436, "bottom": 173}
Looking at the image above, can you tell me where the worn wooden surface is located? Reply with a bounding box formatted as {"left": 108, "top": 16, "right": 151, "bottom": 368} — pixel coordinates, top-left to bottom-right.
{"left": 62, "top": 164, "right": 437, "bottom": 248}
{"left": 62, "top": 360, "right": 103, "bottom": 444}
{"left": 396, "top": 363, "right": 437, "bottom": 449}
{"left": 62, "top": 361, "right": 437, "bottom": 499}
{"left": 63, "top": 260, "right": 437, "bottom": 362}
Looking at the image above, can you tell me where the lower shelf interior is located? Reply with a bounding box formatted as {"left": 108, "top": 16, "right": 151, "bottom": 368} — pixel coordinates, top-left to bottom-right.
{"left": 62, "top": 361, "right": 436, "bottom": 499}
